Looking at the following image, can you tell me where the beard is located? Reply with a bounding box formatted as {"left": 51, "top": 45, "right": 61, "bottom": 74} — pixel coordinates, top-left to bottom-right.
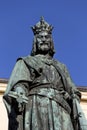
{"left": 37, "top": 42, "right": 50, "bottom": 55}
{"left": 31, "top": 40, "right": 55, "bottom": 57}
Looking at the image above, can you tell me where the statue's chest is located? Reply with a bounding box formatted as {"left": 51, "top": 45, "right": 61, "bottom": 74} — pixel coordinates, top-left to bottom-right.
{"left": 31, "top": 57, "right": 64, "bottom": 89}
{"left": 42, "top": 63, "right": 60, "bottom": 82}
{"left": 33, "top": 62, "right": 62, "bottom": 88}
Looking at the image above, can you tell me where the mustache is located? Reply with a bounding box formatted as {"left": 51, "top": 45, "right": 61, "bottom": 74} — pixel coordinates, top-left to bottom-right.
{"left": 39, "top": 42, "right": 49, "bottom": 45}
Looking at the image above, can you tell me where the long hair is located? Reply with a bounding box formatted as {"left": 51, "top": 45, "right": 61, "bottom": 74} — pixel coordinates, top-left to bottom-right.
{"left": 30, "top": 35, "right": 55, "bottom": 57}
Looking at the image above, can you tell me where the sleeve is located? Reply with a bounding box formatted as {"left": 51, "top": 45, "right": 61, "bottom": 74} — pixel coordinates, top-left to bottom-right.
{"left": 4, "top": 59, "right": 33, "bottom": 95}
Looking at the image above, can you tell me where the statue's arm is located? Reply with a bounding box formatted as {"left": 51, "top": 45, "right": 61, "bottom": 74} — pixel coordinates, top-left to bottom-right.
{"left": 63, "top": 64, "right": 81, "bottom": 101}
{"left": 5, "top": 59, "right": 34, "bottom": 112}
{"left": 11, "top": 82, "right": 29, "bottom": 112}
{"left": 63, "top": 64, "right": 87, "bottom": 130}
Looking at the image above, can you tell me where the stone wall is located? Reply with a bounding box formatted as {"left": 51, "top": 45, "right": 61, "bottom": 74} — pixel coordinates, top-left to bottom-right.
{"left": 79, "top": 89, "right": 87, "bottom": 118}
{"left": 0, "top": 80, "right": 8, "bottom": 130}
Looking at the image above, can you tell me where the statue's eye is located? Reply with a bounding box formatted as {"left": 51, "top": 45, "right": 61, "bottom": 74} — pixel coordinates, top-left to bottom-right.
{"left": 45, "top": 35, "right": 50, "bottom": 39}
{"left": 37, "top": 34, "right": 50, "bottom": 39}
{"left": 45, "top": 35, "right": 50, "bottom": 38}
{"left": 41, "top": 36, "right": 44, "bottom": 38}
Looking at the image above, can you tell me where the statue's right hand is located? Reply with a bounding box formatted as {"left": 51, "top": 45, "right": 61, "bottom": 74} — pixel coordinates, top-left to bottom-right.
{"left": 14, "top": 87, "right": 26, "bottom": 95}
{"left": 14, "top": 87, "right": 28, "bottom": 112}
{"left": 14, "top": 86, "right": 28, "bottom": 103}
{"left": 8, "top": 87, "right": 28, "bottom": 112}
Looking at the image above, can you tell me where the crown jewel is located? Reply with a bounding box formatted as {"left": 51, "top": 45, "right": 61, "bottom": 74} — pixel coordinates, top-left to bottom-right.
{"left": 31, "top": 16, "right": 53, "bottom": 35}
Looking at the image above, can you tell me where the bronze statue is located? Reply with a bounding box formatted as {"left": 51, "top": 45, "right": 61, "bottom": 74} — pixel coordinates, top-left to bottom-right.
{"left": 3, "top": 17, "right": 87, "bottom": 130}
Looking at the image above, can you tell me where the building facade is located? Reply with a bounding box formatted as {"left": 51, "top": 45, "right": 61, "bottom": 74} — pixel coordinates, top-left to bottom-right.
{"left": 0, "top": 78, "right": 87, "bottom": 130}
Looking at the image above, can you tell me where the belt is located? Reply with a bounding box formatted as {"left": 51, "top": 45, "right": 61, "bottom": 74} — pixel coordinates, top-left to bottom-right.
{"left": 28, "top": 87, "right": 71, "bottom": 114}
{"left": 29, "top": 83, "right": 63, "bottom": 91}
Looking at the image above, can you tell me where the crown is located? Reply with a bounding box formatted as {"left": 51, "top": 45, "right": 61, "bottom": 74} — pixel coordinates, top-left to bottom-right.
{"left": 31, "top": 16, "right": 53, "bottom": 35}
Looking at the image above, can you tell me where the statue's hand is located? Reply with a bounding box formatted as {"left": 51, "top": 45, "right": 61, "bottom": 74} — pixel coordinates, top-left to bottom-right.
{"left": 14, "top": 87, "right": 28, "bottom": 111}
{"left": 71, "top": 93, "right": 80, "bottom": 103}
{"left": 14, "top": 86, "right": 26, "bottom": 95}
{"left": 60, "top": 91, "right": 71, "bottom": 100}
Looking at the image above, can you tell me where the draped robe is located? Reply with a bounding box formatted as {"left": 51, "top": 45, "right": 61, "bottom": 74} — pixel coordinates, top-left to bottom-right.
{"left": 3, "top": 54, "right": 81, "bottom": 130}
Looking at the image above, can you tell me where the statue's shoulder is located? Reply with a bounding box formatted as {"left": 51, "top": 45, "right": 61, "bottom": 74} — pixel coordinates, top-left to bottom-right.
{"left": 53, "top": 59, "right": 66, "bottom": 70}
{"left": 16, "top": 55, "right": 37, "bottom": 69}
{"left": 17, "top": 55, "right": 36, "bottom": 63}
{"left": 53, "top": 59, "right": 70, "bottom": 78}
{"left": 17, "top": 55, "right": 42, "bottom": 75}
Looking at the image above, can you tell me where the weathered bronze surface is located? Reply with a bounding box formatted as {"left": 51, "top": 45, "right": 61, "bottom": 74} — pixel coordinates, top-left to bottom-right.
{"left": 3, "top": 17, "right": 87, "bottom": 130}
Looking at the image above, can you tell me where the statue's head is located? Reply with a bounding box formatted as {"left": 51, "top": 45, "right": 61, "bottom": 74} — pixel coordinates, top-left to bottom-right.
{"left": 31, "top": 17, "right": 55, "bottom": 57}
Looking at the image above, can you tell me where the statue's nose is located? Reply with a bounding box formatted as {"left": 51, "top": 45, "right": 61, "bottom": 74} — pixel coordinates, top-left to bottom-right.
{"left": 42, "top": 37, "right": 46, "bottom": 42}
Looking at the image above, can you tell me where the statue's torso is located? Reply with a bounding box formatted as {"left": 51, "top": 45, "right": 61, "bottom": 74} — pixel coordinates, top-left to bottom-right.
{"left": 29, "top": 55, "right": 64, "bottom": 91}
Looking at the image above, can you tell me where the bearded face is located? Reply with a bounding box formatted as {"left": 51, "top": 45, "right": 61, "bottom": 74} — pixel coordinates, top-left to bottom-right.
{"left": 36, "top": 31, "right": 51, "bottom": 54}
{"left": 31, "top": 31, "right": 55, "bottom": 57}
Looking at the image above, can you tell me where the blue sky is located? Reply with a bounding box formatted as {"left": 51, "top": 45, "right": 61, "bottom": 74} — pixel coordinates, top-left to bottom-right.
{"left": 0, "top": 0, "right": 87, "bottom": 86}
